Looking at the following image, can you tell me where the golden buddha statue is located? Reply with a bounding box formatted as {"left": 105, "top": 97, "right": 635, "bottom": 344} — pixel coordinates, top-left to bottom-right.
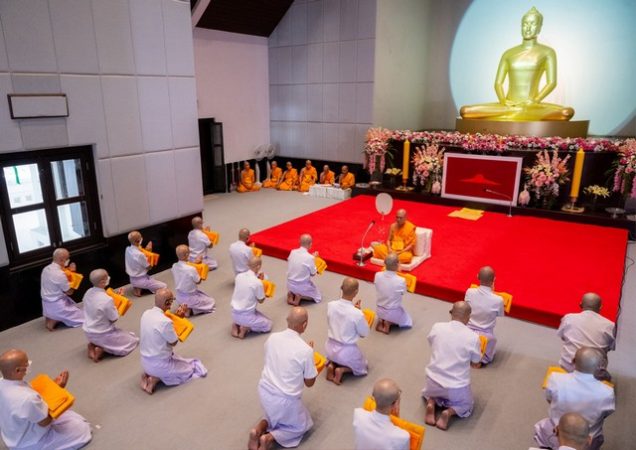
{"left": 460, "top": 7, "right": 574, "bottom": 121}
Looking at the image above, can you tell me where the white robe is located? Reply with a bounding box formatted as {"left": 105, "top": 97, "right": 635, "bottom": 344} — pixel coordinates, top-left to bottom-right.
{"left": 229, "top": 240, "right": 253, "bottom": 274}
{"left": 353, "top": 408, "right": 409, "bottom": 450}
{"left": 557, "top": 310, "right": 615, "bottom": 371}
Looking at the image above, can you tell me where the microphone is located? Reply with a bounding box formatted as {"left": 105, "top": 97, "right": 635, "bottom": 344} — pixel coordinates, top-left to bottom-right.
{"left": 483, "top": 188, "right": 513, "bottom": 218}
{"left": 356, "top": 220, "right": 376, "bottom": 266}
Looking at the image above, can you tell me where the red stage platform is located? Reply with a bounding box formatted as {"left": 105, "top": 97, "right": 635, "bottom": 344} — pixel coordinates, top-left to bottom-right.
{"left": 251, "top": 195, "right": 627, "bottom": 328}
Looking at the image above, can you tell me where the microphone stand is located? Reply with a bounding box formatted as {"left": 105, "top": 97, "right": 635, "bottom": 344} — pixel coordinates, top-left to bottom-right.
{"left": 484, "top": 188, "right": 513, "bottom": 218}
{"left": 357, "top": 221, "right": 375, "bottom": 266}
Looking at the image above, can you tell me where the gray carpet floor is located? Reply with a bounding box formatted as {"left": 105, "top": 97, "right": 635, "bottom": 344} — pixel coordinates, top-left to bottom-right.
{"left": 1, "top": 188, "right": 634, "bottom": 450}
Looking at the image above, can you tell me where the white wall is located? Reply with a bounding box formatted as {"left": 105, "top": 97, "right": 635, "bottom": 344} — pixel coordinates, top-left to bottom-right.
{"left": 0, "top": 0, "right": 202, "bottom": 267}
{"left": 269, "top": 0, "right": 377, "bottom": 164}
{"left": 193, "top": 28, "right": 270, "bottom": 164}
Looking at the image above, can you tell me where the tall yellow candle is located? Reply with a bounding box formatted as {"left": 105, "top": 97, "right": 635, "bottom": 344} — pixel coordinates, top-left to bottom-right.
{"left": 402, "top": 140, "right": 410, "bottom": 182}
{"left": 569, "top": 148, "right": 585, "bottom": 197}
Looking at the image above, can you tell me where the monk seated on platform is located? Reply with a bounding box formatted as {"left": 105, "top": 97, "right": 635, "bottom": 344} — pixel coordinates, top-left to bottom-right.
{"left": 0, "top": 349, "right": 92, "bottom": 449}
{"left": 188, "top": 216, "right": 218, "bottom": 270}
{"left": 262, "top": 161, "right": 282, "bottom": 188}
{"left": 171, "top": 245, "right": 216, "bottom": 316}
{"left": 372, "top": 209, "right": 416, "bottom": 264}
{"left": 287, "top": 234, "right": 322, "bottom": 305}
{"left": 276, "top": 161, "right": 299, "bottom": 191}
{"left": 298, "top": 160, "right": 318, "bottom": 192}
{"left": 338, "top": 165, "right": 355, "bottom": 190}
{"left": 139, "top": 288, "right": 207, "bottom": 395}
{"left": 40, "top": 248, "right": 84, "bottom": 331}
{"left": 237, "top": 161, "right": 261, "bottom": 193}
{"left": 231, "top": 256, "right": 273, "bottom": 339}
{"left": 353, "top": 378, "right": 410, "bottom": 450}
{"left": 125, "top": 230, "right": 167, "bottom": 297}
{"left": 325, "top": 278, "right": 370, "bottom": 385}
{"left": 83, "top": 269, "right": 139, "bottom": 362}
{"left": 374, "top": 254, "right": 413, "bottom": 334}
{"left": 320, "top": 164, "right": 335, "bottom": 185}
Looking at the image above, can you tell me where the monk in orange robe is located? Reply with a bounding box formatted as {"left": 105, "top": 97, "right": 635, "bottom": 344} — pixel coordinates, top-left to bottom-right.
{"left": 372, "top": 209, "right": 416, "bottom": 263}
{"left": 262, "top": 161, "right": 282, "bottom": 188}
{"left": 276, "top": 161, "right": 298, "bottom": 191}
{"left": 338, "top": 165, "right": 355, "bottom": 189}
{"left": 320, "top": 165, "right": 335, "bottom": 185}
{"left": 237, "top": 161, "right": 261, "bottom": 193}
{"left": 298, "top": 160, "right": 318, "bottom": 192}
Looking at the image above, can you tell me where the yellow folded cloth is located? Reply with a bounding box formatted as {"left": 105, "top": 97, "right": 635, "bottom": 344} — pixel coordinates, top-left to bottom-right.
{"left": 397, "top": 272, "right": 417, "bottom": 293}
{"left": 362, "top": 396, "right": 425, "bottom": 450}
{"left": 449, "top": 208, "right": 484, "bottom": 221}
{"left": 139, "top": 246, "right": 159, "bottom": 266}
{"left": 541, "top": 365, "right": 614, "bottom": 389}
{"left": 203, "top": 228, "right": 219, "bottom": 245}
{"left": 30, "top": 374, "right": 75, "bottom": 419}
{"left": 314, "top": 351, "right": 327, "bottom": 374}
{"left": 262, "top": 279, "right": 276, "bottom": 298}
{"left": 187, "top": 262, "right": 209, "bottom": 280}
{"left": 479, "top": 335, "right": 488, "bottom": 357}
{"left": 165, "top": 311, "right": 194, "bottom": 342}
{"left": 315, "top": 256, "right": 327, "bottom": 275}
{"left": 63, "top": 269, "right": 83, "bottom": 290}
{"left": 252, "top": 247, "right": 263, "bottom": 257}
{"left": 106, "top": 288, "right": 132, "bottom": 316}
{"left": 362, "top": 308, "right": 375, "bottom": 327}
{"left": 470, "top": 284, "right": 512, "bottom": 313}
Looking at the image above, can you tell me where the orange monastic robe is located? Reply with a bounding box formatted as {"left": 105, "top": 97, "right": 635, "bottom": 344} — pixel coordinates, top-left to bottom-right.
{"left": 298, "top": 166, "right": 318, "bottom": 192}
{"left": 372, "top": 220, "right": 416, "bottom": 263}
{"left": 320, "top": 170, "right": 335, "bottom": 185}
{"left": 263, "top": 167, "right": 283, "bottom": 188}
{"left": 237, "top": 169, "right": 261, "bottom": 193}
{"left": 277, "top": 168, "right": 298, "bottom": 191}
{"left": 339, "top": 172, "right": 355, "bottom": 189}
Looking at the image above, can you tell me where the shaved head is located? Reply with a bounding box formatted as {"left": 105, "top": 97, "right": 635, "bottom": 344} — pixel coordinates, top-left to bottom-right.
{"left": 299, "top": 234, "right": 312, "bottom": 248}
{"left": 192, "top": 216, "right": 203, "bottom": 229}
{"left": 395, "top": 209, "right": 407, "bottom": 226}
{"left": 154, "top": 288, "right": 175, "bottom": 310}
{"left": 89, "top": 268, "right": 108, "bottom": 287}
{"left": 341, "top": 277, "right": 359, "bottom": 299}
{"left": 287, "top": 306, "right": 309, "bottom": 333}
{"left": 557, "top": 413, "right": 590, "bottom": 448}
{"left": 238, "top": 228, "right": 250, "bottom": 242}
{"left": 574, "top": 347, "right": 603, "bottom": 374}
{"left": 128, "top": 230, "right": 142, "bottom": 245}
{"left": 341, "top": 165, "right": 349, "bottom": 173}
{"left": 580, "top": 292, "right": 602, "bottom": 312}
{"left": 248, "top": 256, "right": 262, "bottom": 272}
{"left": 372, "top": 378, "right": 401, "bottom": 412}
{"left": 0, "top": 349, "right": 28, "bottom": 380}
{"left": 52, "top": 248, "right": 69, "bottom": 264}
{"left": 385, "top": 253, "right": 399, "bottom": 271}
{"left": 323, "top": 165, "right": 330, "bottom": 171}
{"left": 478, "top": 266, "right": 495, "bottom": 286}
{"left": 450, "top": 301, "right": 472, "bottom": 324}
{"left": 271, "top": 161, "right": 278, "bottom": 167}
{"left": 176, "top": 244, "right": 190, "bottom": 261}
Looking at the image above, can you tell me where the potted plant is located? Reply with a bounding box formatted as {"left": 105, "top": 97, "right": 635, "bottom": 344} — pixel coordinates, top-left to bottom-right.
{"left": 583, "top": 185, "right": 610, "bottom": 212}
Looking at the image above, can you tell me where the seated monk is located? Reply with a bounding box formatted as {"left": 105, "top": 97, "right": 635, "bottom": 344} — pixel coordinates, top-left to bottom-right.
{"left": 459, "top": 7, "right": 574, "bottom": 121}
{"left": 298, "top": 160, "right": 318, "bottom": 192}
{"left": 372, "top": 209, "right": 416, "bottom": 264}
{"left": 338, "top": 165, "right": 355, "bottom": 189}
{"left": 262, "top": 161, "right": 282, "bottom": 188}
{"left": 320, "top": 164, "right": 335, "bottom": 185}
{"left": 237, "top": 161, "right": 261, "bottom": 193}
{"left": 277, "top": 161, "right": 298, "bottom": 191}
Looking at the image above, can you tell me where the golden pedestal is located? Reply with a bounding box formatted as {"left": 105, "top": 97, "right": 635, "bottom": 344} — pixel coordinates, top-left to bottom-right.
{"left": 456, "top": 118, "right": 589, "bottom": 138}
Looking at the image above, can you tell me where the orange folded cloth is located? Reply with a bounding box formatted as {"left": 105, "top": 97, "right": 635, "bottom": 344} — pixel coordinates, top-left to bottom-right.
{"left": 203, "top": 228, "right": 219, "bottom": 245}
{"left": 63, "top": 269, "right": 83, "bottom": 290}
{"left": 479, "top": 335, "right": 488, "bottom": 357}
{"left": 106, "top": 288, "right": 132, "bottom": 316}
{"left": 262, "top": 279, "right": 276, "bottom": 298}
{"left": 362, "top": 308, "right": 375, "bottom": 327}
{"left": 187, "top": 262, "right": 209, "bottom": 280}
{"left": 165, "top": 311, "right": 194, "bottom": 342}
{"left": 252, "top": 247, "right": 263, "bottom": 257}
{"left": 470, "top": 284, "right": 512, "bottom": 313}
{"left": 139, "top": 246, "right": 159, "bottom": 266}
{"left": 314, "top": 351, "right": 327, "bottom": 374}
{"left": 362, "top": 396, "right": 425, "bottom": 450}
{"left": 315, "top": 256, "right": 327, "bottom": 275}
{"left": 30, "top": 374, "right": 75, "bottom": 419}
{"left": 541, "top": 365, "right": 614, "bottom": 389}
{"left": 397, "top": 272, "right": 417, "bottom": 293}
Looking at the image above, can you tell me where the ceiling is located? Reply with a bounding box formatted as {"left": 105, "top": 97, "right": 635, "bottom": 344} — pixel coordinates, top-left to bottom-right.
{"left": 191, "top": 0, "right": 294, "bottom": 37}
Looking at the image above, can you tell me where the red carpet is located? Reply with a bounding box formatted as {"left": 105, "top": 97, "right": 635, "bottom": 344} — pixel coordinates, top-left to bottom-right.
{"left": 251, "top": 195, "right": 627, "bottom": 328}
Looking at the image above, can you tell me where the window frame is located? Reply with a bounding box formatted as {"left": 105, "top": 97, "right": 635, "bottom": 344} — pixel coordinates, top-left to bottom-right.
{"left": 0, "top": 145, "right": 103, "bottom": 269}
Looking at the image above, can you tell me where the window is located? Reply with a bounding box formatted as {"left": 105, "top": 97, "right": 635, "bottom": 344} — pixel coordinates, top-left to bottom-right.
{"left": 0, "top": 146, "right": 103, "bottom": 268}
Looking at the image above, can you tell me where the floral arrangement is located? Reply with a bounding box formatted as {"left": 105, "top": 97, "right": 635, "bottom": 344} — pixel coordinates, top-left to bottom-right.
{"left": 583, "top": 185, "right": 610, "bottom": 199}
{"left": 384, "top": 167, "right": 402, "bottom": 176}
{"left": 524, "top": 150, "right": 571, "bottom": 200}
{"left": 364, "top": 127, "right": 393, "bottom": 173}
{"left": 412, "top": 144, "right": 445, "bottom": 190}
{"left": 612, "top": 138, "right": 636, "bottom": 199}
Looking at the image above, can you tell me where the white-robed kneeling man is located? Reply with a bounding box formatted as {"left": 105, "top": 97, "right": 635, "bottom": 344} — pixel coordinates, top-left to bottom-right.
{"left": 125, "top": 231, "right": 167, "bottom": 297}
{"left": 171, "top": 245, "right": 216, "bottom": 316}
{"left": 374, "top": 253, "right": 413, "bottom": 334}
{"left": 248, "top": 307, "right": 318, "bottom": 450}
{"left": 83, "top": 269, "right": 139, "bottom": 362}
{"left": 0, "top": 349, "right": 91, "bottom": 450}
{"left": 40, "top": 248, "right": 84, "bottom": 331}
{"left": 231, "top": 256, "right": 273, "bottom": 339}
{"left": 139, "top": 288, "right": 207, "bottom": 395}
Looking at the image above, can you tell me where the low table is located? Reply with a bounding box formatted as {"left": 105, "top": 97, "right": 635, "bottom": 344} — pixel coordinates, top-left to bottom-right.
{"left": 309, "top": 184, "right": 351, "bottom": 200}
